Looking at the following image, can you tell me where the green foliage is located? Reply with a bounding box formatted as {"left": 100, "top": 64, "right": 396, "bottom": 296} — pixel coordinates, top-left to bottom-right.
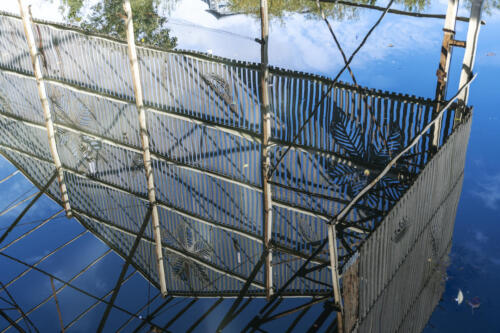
{"left": 463, "top": 0, "right": 500, "bottom": 15}
{"left": 227, "top": 0, "right": 433, "bottom": 20}
{"left": 59, "top": 0, "right": 177, "bottom": 49}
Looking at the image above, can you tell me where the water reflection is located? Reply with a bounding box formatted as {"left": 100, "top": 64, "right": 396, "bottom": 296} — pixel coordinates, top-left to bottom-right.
{"left": 0, "top": 0, "right": 497, "bottom": 332}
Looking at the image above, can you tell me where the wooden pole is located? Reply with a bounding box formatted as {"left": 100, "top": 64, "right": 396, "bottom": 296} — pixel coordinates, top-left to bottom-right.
{"left": 50, "top": 277, "right": 65, "bottom": 333}
{"left": 17, "top": 0, "right": 72, "bottom": 218}
{"left": 327, "top": 223, "right": 344, "bottom": 333}
{"left": 260, "top": 0, "right": 273, "bottom": 299}
{"left": 455, "top": 0, "right": 484, "bottom": 124}
{"left": 433, "top": 0, "right": 459, "bottom": 148}
{"left": 123, "top": 0, "right": 168, "bottom": 297}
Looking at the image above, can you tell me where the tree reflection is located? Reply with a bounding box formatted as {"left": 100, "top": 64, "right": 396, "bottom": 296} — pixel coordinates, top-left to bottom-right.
{"left": 59, "top": 0, "right": 177, "bottom": 49}
{"left": 226, "top": 0, "right": 498, "bottom": 19}
{"left": 226, "top": 0, "right": 430, "bottom": 20}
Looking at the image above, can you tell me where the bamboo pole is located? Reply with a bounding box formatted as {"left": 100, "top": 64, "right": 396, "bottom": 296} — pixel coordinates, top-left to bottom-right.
{"left": 456, "top": 0, "right": 484, "bottom": 124}
{"left": 17, "top": 0, "right": 72, "bottom": 218}
{"left": 327, "top": 224, "right": 344, "bottom": 333}
{"left": 260, "top": 0, "right": 273, "bottom": 299}
{"left": 123, "top": 0, "right": 167, "bottom": 297}
{"left": 433, "top": 0, "right": 459, "bottom": 148}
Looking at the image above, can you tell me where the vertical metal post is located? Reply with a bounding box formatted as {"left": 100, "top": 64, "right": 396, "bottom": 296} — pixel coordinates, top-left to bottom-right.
{"left": 433, "top": 0, "right": 459, "bottom": 147}
{"left": 260, "top": 0, "right": 273, "bottom": 299}
{"left": 17, "top": 0, "right": 72, "bottom": 218}
{"left": 123, "top": 0, "right": 168, "bottom": 297}
{"left": 456, "top": 0, "right": 484, "bottom": 123}
{"left": 328, "top": 223, "right": 344, "bottom": 333}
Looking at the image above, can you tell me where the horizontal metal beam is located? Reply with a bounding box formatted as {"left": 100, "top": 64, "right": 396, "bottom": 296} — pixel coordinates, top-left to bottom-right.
{"left": 0, "top": 171, "right": 57, "bottom": 246}
{"left": 0, "top": 209, "right": 64, "bottom": 252}
{"left": 272, "top": 199, "right": 367, "bottom": 234}
{"left": 262, "top": 296, "right": 332, "bottom": 323}
{"left": 0, "top": 170, "right": 19, "bottom": 183}
{"left": 0, "top": 142, "right": 342, "bottom": 267}
{"left": 64, "top": 271, "right": 137, "bottom": 331}
{"left": 74, "top": 209, "right": 265, "bottom": 290}
{"left": 96, "top": 206, "right": 153, "bottom": 332}
{"left": 115, "top": 292, "right": 161, "bottom": 332}
{"left": 0, "top": 68, "right": 406, "bottom": 184}
{"left": 0, "top": 230, "right": 88, "bottom": 294}
{"left": 0, "top": 309, "right": 26, "bottom": 333}
{"left": 269, "top": 138, "right": 413, "bottom": 180}
{"left": 0, "top": 250, "right": 113, "bottom": 333}
{"left": 0, "top": 192, "right": 38, "bottom": 217}
{"left": 0, "top": 140, "right": 262, "bottom": 242}
{"left": 0, "top": 102, "right": 261, "bottom": 192}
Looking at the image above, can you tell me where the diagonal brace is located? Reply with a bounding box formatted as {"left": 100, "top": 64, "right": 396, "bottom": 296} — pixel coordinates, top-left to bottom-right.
{"left": 96, "top": 206, "right": 153, "bottom": 332}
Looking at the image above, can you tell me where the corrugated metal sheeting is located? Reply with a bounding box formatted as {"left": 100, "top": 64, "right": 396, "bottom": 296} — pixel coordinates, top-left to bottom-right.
{"left": 352, "top": 116, "right": 472, "bottom": 332}
{"left": 0, "top": 11, "right": 463, "bottom": 298}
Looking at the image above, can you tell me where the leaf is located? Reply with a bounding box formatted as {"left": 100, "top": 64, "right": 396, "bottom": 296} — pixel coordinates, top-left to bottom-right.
{"left": 326, "top": 162, "right": 362, "bottom": 187}
{"left": 369, "top": 122, "right": 404, "bottom": 164}
{"left": 330, "top": 108, "right": 366, "bottom": 159}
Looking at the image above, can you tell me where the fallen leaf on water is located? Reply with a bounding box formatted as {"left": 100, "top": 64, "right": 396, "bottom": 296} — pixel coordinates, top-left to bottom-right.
{"left": 455, "top": 289, "right": 464, "bottom": 305}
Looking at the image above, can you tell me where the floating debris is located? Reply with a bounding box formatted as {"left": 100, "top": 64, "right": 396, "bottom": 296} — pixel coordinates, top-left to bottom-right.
{"left": 486, "top": 52, "right": 496, "bottom": 56}
{"left": 387, "top": 43, "right": 394, "bottom": 47}
{"left": 455, "top": 289, "right": 464, "bottom": 305}
{"left": 468, "top": 296, "right": 481, "bottom": 313}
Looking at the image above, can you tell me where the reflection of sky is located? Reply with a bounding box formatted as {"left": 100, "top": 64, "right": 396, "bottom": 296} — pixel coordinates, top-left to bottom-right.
{"left": 0, "top": 0, "right": 499, "bottom": 331}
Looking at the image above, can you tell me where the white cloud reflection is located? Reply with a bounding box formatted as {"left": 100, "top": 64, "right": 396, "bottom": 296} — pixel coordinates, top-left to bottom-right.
{"left": 165, "top": 0, "right": 442, "bottom": 75}
{"left": 472, "top": 173, "right": 500, "bottom": 210}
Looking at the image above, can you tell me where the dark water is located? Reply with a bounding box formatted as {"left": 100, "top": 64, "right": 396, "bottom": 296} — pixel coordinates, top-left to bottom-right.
{"left": 0, "top": 0, "right": 498, "bottom": 331}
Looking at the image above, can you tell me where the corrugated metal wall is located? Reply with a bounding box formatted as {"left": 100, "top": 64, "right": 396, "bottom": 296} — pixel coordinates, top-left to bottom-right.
{"left": 352, "top": 116, "right": 471, "bottom": 332}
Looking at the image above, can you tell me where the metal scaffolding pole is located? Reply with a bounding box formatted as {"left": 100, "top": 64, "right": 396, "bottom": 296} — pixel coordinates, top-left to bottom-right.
{"left": 260, "top": 0, "right": 273, "bottom": 300}
{"left": 0, "top": 171, "right": 56, "bottom": 245}
{"left": 96, "top": 207, "right": 153, "bottom": 332}
{"left": 0, "top": 230, "right": 88, "bottom": 293}
{"left": 65, "top": 271, "right": 137, "bottom": 331}
{"left": 17, "top": 0, "right": 72, "bottom": 218}
{"left": 50, "top": 277, "right": 65, "bottom": 333}
{"left": 123, "top": 0, "right": 167, "bottom": 297}
{"left": 0, "top": 192, "right": 38, "bottom": 217}
{"left": 0, "top": 309, "right": 26, "bottom": 333}
{"left": 0, "top": 250, "right": 111, "bottom": 333}
{"left": 0, "top": 170, "right": 19, "bottom": 184}
{"left": 0, "top": 209, "right": 64, "bottom": 252}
